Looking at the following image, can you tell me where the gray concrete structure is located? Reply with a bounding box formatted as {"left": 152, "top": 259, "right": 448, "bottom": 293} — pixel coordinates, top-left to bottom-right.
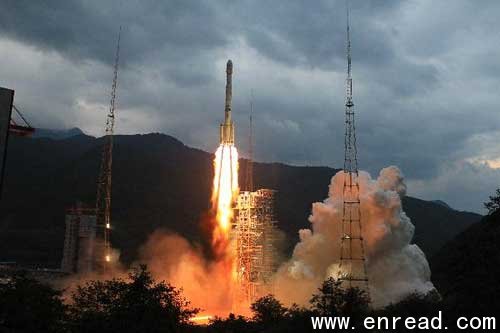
{"left": 60, "top": 205, "right": 98, "bottom": 274}
{"left": 0, "top": 87, "right": 14, "bottom": 198}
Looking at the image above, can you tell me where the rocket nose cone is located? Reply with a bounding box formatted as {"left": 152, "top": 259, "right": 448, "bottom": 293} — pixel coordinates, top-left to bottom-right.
{"left": 226, "top": 60, "right": 233, "bottom": 74}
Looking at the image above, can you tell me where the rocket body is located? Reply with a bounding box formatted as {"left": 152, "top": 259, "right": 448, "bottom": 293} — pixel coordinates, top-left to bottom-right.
{"left": 220, "top": 60, "right": 235, "bottom": 145}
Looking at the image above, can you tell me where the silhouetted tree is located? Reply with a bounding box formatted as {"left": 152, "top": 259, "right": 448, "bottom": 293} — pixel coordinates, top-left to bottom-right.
{"left": 208, "top": 313, "right": 253, "bottom": 333}
{"left": 284, "top": 304, "right": 316, "bottom": 333}
{"left": 376, "top": 291, "right": 445, "bottom": 332}
{"left": 0, "top": 272, "right": 67, "bottom": 333}
{"left": 484, "top": 188, "right": 500, "bottom": 214}
{"left": 213, "top": 280, "right": 372, "bottom": 333}
{"left": 251, "top": 294, "right": 287, "bottom": 325}
{"left": 310, "top": 278, "right": 344, "bottom": 316}
{"left": 310, "top": 278, "right": 369, "bottom": 323}
{"left": 249, "top": 296, "right": 318, "bottom": 333}
{"left": 380, "top": 290, "right": 442, "bottom": 317}
{"left": 68, "top": 265, "right": 199, "bottom": 333}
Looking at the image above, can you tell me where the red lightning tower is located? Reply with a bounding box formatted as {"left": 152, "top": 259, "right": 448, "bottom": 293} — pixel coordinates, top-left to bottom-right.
{"left": 96, "top": 27, "right": 121, "bottom": 271}
{"left": 338, "top": 4, "right": 370, "bottom": 300}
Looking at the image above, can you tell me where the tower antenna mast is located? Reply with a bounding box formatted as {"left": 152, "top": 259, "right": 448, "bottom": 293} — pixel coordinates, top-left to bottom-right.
{"left": 96, "top": 26, "right": 121, "bottom": 270}
{"left": 245, "top": 90, "right": 254, "bottom": 192}
{"left": 338, "top": 2, "right": 370, "bottom": 301}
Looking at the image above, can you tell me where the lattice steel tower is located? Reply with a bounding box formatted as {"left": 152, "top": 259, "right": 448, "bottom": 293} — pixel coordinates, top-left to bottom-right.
{"left": 245, "top": 92, "right": 254, "bottom": 192}
{"left": 96, "top": 27, "right": 121, "bottom": 271}
{"left": 338, "top": 4, "right": 370, "bottom": 298}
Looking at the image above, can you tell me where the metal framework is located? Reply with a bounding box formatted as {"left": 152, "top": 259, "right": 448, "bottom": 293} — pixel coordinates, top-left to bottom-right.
{"left": 96, "top": 27, "right": 121, "bottom": 271}
{"left": 244, "top": 92, "right": 254, "bottom": 192}
{"left": 10, "top": 105, "right": 35, "bottom": 137}
{"left": 338, "top": 4, "right": 370, "bottom": 298}
{"left": 233, "top": 189, "right": 278, "bottom": 303}
{"left": 0, "top": 87, "right": 35, "bottom": 202}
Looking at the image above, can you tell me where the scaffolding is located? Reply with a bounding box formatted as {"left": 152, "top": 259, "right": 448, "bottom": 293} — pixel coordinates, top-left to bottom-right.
{"left": 233, "top": 189, "right": 279, "bottom": 303}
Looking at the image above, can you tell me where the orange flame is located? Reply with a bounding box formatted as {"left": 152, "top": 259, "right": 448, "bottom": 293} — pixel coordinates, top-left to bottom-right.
{"left": 211, "top": 144, "right": 239, "bottom": 249}
{"left": 189, "top": 315, "right": 213, "bottom": 325}
{"left": 136, "top": 143, "right": 249, "bottom": 318}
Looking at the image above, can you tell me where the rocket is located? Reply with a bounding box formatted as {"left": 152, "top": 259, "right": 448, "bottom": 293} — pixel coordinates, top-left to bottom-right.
{"left": 220, "top": 60, "right": 235, "bottom": 145}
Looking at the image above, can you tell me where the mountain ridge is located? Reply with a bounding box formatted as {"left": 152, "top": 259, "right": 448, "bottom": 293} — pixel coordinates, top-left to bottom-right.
{"left": 0, "top": 133, "right": 481, "bottom": 267}
{"left": 430, "top": 209, "right": 500, "bottom": 315}
{"left": 32, "top": 127, "right": 86, "bottom": 140}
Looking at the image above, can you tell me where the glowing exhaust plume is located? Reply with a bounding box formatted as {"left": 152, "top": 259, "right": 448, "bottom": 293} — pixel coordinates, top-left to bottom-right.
{"left": 211, "top": 144, "right": 239, "bottom": 252}
{"left": 189, "top": 315, "right": 213, "bottom": 325}
{"left": 134, "top": 60, "right": 245, "bottom": 318}
{"left": 211, "top": 59, "right": 239, "bottom": 253}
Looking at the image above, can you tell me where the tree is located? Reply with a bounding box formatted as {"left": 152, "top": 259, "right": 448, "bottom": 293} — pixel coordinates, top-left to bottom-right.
{"left": 208, "top": 313, "right": 253, "bottom": 333}
{"left": 484, "top": 188, "right": 500, "bottom": 215}
{"left": 310, "top": 278, "right": 369, "bottom": 321}
{"left": 251, "top": 294, "right": 287, "bottom": 325}
{"left": 249, "top": 296, "right": 316, "bottom": 333}
{"left": 310, "top": 278, "right": 343, "bottom": 316}
{"left": 377, "top": 291, "right": 446, "bottom": 331}
{"left": 0, "top": 272, "right": 67, "bottom": 333}
{"left": 380, "top": 291, "right": 442, "bottom": 318}
{"left": 284, "top": 304, "right": 316, "bottom": 333}
{"left": 68, "top": 265, "right": 199, "bottom": 333}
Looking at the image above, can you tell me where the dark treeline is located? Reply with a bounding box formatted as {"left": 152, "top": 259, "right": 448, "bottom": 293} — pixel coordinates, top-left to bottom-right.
{"left": 1, "top": 265, "right": 487, "bottom": 333}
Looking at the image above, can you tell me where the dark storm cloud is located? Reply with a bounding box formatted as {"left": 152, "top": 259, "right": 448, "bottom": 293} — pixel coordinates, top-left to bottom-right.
{"left": 1, "top": 0, "right": 500, "bottom": 212}
{"left": 0, "top": 0, "right": 226, "bottom": 84}
{"left": 0, "top": 0, "right": 400, "bottom": 75}
{"left": 222, "top": 0, "right": 401, "bottom": 70}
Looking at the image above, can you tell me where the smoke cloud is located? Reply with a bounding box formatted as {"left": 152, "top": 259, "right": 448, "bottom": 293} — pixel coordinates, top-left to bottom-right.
{"left": 274, "top": 166, "right": 435, "bottom": 308}
{"left": 60, "top": 166, "right": 434, "bottom": 315}
{"left": 139, "top": 230, "right": 250, "bottom": 317}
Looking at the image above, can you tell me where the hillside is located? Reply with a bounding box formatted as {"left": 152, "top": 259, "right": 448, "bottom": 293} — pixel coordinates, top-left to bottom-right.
{"left": 0, "top": 133, "right": 481, "bottom": 267}
{"left": 32, "top": 127, "right": 85, "bottom": 140}
{"left": 402, "top": 196, "right": 481, "bottom": 256}
{"left": 431, "top": 210, "right": 500, "bottom": 315}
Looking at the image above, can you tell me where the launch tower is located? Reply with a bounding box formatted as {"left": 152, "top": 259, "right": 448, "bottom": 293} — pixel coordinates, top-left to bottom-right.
{"left": 233, "top": 189, "right": 279, "bottom": 303}
{"left": 232, "top": 94, "right": 279, "bottom": 303}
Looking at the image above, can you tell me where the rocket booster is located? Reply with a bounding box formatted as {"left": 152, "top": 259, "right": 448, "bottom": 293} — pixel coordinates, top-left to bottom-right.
{"left": 220, "top": 60, "right": 235, "bottom": 145}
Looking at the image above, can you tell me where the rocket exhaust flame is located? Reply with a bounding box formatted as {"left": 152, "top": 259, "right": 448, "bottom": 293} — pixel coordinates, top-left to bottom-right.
{"left": 211, "top": 143, "right": 239, "bottom": 251}
{"left": 211, "top": 59, "right": 239, "bottom": 255}
{"left": 205, "top": 59, "right": 240, "bottom": 314}
{"left": 189, "top": 315, "right": 213, "bottom": 325}
{"left": 135, "top": 60, "right": 244, "bottom": 319}
{"left": 210, "top": 59, "right": 239, "bottom": 280}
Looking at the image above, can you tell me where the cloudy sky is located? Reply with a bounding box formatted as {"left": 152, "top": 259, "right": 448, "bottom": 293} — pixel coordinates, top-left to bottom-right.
{"left": 1, "top": 0, "right": 500, "bottom": 213}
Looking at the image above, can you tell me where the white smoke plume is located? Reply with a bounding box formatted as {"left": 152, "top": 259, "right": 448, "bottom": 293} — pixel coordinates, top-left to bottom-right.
{"left": 274, "top": 166, "right": 435, "bottom": 308}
